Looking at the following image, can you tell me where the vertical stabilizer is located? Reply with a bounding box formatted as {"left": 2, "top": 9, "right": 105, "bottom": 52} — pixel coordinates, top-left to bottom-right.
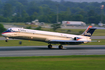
{"left": 81, "top": 26, "right": 96, "bottom": 37}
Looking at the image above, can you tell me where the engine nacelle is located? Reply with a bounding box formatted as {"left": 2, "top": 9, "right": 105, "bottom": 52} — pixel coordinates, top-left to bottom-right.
{"left": 73, "top": 37, "right": 81, "bottom": 41}
{"left": 74, "top": 37, "right": 77, "bottom": 40}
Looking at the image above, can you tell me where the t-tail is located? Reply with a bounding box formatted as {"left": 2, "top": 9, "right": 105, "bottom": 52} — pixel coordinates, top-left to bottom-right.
{"left": 81, "top": 26, "right": 97, "bottom": 37}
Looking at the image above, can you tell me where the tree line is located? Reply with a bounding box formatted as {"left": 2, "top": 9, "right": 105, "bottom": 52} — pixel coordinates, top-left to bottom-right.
{"left": 0, "top": 0, "right": 105, "bottom": 24}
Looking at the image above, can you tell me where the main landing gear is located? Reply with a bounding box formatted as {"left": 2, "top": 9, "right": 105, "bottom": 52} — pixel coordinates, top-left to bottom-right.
{"left": 48, "top": 44, "right": 63, "bottom": 49}
{"left": 48, "top": 44, "right": 52, "bottom": 49}
{"left": 59, "top": 45, "right": 63, "bottom": 49}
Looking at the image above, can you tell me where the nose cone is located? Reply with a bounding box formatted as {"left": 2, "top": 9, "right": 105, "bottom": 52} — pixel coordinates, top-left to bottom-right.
{"left": 2, "top": 32, "right": 8, "bottom": 37}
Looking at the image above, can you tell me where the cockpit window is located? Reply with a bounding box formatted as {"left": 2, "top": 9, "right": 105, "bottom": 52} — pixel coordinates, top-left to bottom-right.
{"left": 5, "top": 29, "right": 14, "bottom": 32}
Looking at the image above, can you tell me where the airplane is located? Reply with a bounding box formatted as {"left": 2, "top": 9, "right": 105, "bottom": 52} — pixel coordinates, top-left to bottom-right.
{"left": 2, "top": 26, "right": 96, "bottom": 49}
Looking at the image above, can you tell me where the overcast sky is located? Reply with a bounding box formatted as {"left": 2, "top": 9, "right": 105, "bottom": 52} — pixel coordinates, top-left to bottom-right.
{"left": 52, "top": 0, "right": 105, "bottom": 2}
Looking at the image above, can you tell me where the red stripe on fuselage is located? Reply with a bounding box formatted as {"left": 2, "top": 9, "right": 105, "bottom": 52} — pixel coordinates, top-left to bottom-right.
{"left": 77, "top": 38, "right": 81, "bottom": 41}
{"left": 2, "top": 32, "right": 14, "bottom": 34}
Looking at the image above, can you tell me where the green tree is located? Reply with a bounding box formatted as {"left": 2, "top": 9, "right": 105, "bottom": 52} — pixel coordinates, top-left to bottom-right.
{"left": 17, "top": 0, "right": 28, "bottom": 5}
{"left": 22, "top": 10, "right": 29, "bottom": 18}
{"left": 73, "top": 14, "right": 83, "bottom": 21}
{"left": 33, "top": 12, "right": 38, "bottom": 17}
{"left": 3, "top": 3, "right": 13, "bottom": 17}
{"left": 87, "top": 10, "right": 96, "bottom": 17}
{"left": 26, "top": 26, "right": 31, "bottom": 29}
{"left": 88, "top": 16, "right": 96, "bottom": 23}
{"left": 35, "top": 26, "right": 42, "bottom": 30}
{"left": 16, "top": 2, "right": 24, "bottom": 17}
{"left": 27, "top": 1, "right": 38, "bottom": 16}
{"left": 21, "top": 10, "right": 29, "bottom": 22}
{"left": 39, "top": 6, "right": 44, "bottom": 15}
{"left": 0, "top": 16, "right": 5, "bottom": 22}
{"left": 51, "top": 24, "right": 61, "bottom": 31}
{"left": 66, "top": 7, "right": 71, "bottom": 16}
{"left": 59, "top": 11, "right": 68, "bottom": 21}
{"left": 16, "top": 17, "right": 24, "bottom": 22}
{"left": 0, "top": 24, "right": 6, "bottom": 35}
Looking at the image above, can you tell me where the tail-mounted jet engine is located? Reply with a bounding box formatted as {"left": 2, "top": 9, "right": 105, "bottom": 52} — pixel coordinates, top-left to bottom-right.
{"left": 73, "top": 37, "right": 81, "bottom": 41}
{"left": 74, "top": 37, "right": 77, "bottom": 40}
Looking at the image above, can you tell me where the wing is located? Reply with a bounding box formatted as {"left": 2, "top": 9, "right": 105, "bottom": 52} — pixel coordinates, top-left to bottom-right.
{"left": 47, "top": 40, "right": 90, "bottom": 45}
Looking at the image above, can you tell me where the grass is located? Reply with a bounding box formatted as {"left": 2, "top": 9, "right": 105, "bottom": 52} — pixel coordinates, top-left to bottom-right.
{"left": 0, "top": 40, "right": 48, "bottom": 46}
{"left": 0, "top": 55, "right": 105, "bottom": 70}
{"left": 0, "top": 39, "right": 105, "bottom": 46}
{"left": 81, "top": 39, "right": 105, "bottom": 45}
{"left": 92, "top": 29, "right": 105, "bottom": 36}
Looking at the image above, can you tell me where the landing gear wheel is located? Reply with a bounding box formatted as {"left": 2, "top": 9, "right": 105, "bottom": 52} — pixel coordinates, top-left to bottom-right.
{"left": 59, "top": 45, "right": 63, "bottom": 49}
{"left": 19, "top": 41, "right": 22, "bottom": 45}
{"left": 48, "top": 45, "right": 52, "bottom": 49}
{"left": 5, "top": 40, "right": 8, "bottom": 42}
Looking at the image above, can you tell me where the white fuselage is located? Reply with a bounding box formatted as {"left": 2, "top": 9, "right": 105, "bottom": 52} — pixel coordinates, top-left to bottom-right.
{"left": 2, "top": 27, "right": 91, "bottom": 43}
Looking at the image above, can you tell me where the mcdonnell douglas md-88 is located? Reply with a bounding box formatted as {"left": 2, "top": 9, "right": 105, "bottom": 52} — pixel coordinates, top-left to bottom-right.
{"left": 2, "top": 26, "right": 96, "bottom": 49}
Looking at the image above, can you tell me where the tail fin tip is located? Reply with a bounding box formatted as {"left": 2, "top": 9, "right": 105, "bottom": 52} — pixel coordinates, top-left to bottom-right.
{"left": 82, "top": 26, "right": 96, "bottom": 37}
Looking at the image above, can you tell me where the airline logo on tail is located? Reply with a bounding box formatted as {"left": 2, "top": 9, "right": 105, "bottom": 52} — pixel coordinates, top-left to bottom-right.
{"left": 82, "top": 26, "right": 96, "bottom": 37}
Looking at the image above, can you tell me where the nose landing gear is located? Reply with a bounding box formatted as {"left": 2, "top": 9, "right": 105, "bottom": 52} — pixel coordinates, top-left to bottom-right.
{"left": 19, "top": 41, "right": 22, "bottom": 45}
{"left": 5, "top": 39, "right": 8, "bottom": 42}
{"left": 5, "top": 37, "right": 9, "bottom": 42}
